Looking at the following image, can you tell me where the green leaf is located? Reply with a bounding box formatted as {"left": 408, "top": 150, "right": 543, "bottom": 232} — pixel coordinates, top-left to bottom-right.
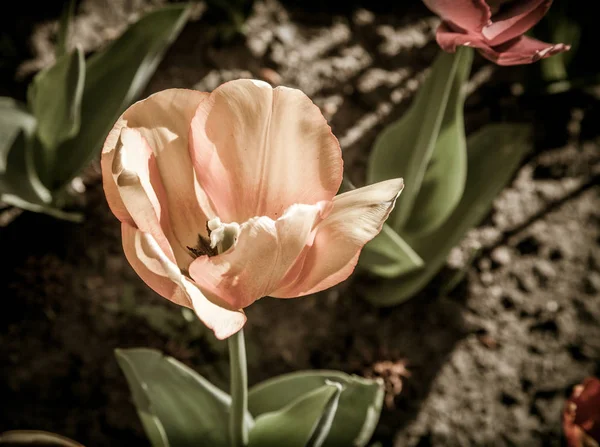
{"left": 359, "top": 224, "right": 424, "bottom": 278}
{"left": 27, "top": 47, "right": 85, "bottom": 172}
{"left": 115, "top": 348, "right": 253, "bottom": 447}
{"left": 56, "top": 0, "right": 76, "bottom": 58}
{"left": 367, "top": 48, "right": 470, "bottom": 232}
{"left": 0, "top": 98, "right": 52, "bottom": 206}
{"left": 0, "top": 430, "right": 83, "bottom": 446}
{"left": 403, "top": 47, "right": 473, "bottom": 236}
{"left": 51, "top": 4, "right": 190, "bottom": 189}
{"left": 249, "top": 381, "right": 343, "bottom": 447}
{"left": 364, "top": 124, "right": 531, "bottom": 306}
{"left": 249, "top": 371, "right": 384, "bottom": 447}
{"left": 0, "top": 98, "right": 35, "bottom": 173}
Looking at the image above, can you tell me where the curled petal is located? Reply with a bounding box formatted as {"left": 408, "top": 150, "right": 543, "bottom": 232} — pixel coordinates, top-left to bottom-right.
{"left": 189, "top": 202, "right": 331, "bottom": 309}
{"left": 482, "top": 0, "right": 551, "bottom": 46}
{"left": 478, "top": 35, "right": 571, "bottom": 66}
{"left": 272, "top": 179, "right": 404, "bottom": 298}
{"left": 423, "top": 0, "right": 490, "bottom": 33}
{"left": 436, "top": 24, "right": 570, "bottom": 66}
{"left": 119, "top": 89, "right": 214, "bottom": 255}
{"left": 122, "top": 224, "right": 246, "bottom": 340}
{"left": 190, "top": 79, "right": 342, "bottom": 223}
{"left": 109, "top": 127, "right": 177, "bottom": 260}
{"left": 102, "top": 122, "right": 133, "bottom": 225}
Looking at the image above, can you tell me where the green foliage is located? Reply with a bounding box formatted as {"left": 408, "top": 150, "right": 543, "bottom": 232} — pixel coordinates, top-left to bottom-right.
{"left": 27, "top": 47, "right": 85, "bottom": 172}
{"left": 364, "top": 124, "right": 531, "bottom": 306}
{"left": 116, "top": 348, "right": 253, "bottom": 447}
{"left": 361, "top": 45, "right": 533, "bottom": 305}
{"left": 0, "top": 430, "right": 83, "bottom": 446}
{"left": 56, "top": 0, "right": 76, "bottom": 58}
{"left": 52, "top": 4, "right": 190, "bottom": 189}
{"left": 368, "top": 47, "right": 472, "bottom": 234}
{"left": 117, "top": 349, "right": 384, "bottom": 447}
{"left": 248, "top": 371, "right": 384, "bottom": 447}
{"left": 0, "top": 4, "right": 189, "bottom": 220}
{"left": 248, "top": 382, "right": 342, "bottom": 447}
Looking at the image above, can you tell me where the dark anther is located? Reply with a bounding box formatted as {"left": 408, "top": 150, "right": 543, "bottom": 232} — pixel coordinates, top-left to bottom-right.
{"left": 187, "top": 234, "right": 217, "bottom": 258}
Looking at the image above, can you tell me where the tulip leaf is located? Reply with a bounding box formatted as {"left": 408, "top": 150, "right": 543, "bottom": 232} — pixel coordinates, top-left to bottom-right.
{"left": 248, "top": 381, "right": 343, "bottom": 447}
{"left": 0, "top": 98, "right": 52, "bottom": 206}
{"left": 364, "top": 124, "right": 531, "bottom": 306}
{"left": 0, "top": 430, "right": 83, "bottom": 446}
{"left": 403, "top": 47, "right": 472, "bottom": 236}
{"left": 116, "top": 348, "right": 252, "bottom": 447}
{"left": 249, "top": 371, "right": 384, "bottom": 447}
{"left": 367, "top": 47, "right": 471, "bottom": 233}
{"left": 359, "top": 224, "right": 424, "bottom": 278}
{"left": 27, "top": 47, "right": 85, "bottom": 175}
{"left": 51, "top": 4, "right": 190, "bottom": 189}
{"left": 56, "top": 0, "right": 76, "bottom": 58}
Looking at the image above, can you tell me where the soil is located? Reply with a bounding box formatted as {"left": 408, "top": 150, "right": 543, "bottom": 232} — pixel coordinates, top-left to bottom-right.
{"left": 1, "top": 1, "right": 599, "bottom": 446}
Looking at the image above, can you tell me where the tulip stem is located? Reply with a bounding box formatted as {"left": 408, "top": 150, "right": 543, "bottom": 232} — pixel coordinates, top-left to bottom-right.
{"left": 228, "top": 328, "right": 248, "bottom": 447}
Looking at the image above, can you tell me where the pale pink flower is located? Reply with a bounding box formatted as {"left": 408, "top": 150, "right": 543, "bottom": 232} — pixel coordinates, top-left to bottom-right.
{"left": 423, "top": 0, "right": 570, "bottom": 65}
{"left": 102, "top": 79, "right": 403, "bottom": 339}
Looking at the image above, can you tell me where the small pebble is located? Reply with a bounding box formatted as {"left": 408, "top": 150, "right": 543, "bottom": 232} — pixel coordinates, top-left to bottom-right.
{"left": 491, "top": 246, "right": 511, "bottom": 266}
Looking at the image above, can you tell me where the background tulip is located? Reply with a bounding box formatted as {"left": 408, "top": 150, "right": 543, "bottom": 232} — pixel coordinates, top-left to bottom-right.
{"left": 101, "top": 79, "right": 403, "bottom": 339}
{"left": 423, "top": 0, "right": 570, "bottom": 65}
{"left": 563, "top": 377, "right": 600, "bottom": 447}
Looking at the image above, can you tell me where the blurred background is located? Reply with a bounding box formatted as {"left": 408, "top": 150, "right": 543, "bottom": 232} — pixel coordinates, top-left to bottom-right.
{"left": 1, "top": 0, "right": 599, "bottom": 445}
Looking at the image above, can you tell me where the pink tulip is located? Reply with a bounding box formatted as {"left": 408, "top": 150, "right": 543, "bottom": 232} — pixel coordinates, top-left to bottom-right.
{"left": 423, "top": 0, "right": 570, "bottom": 65}
{"left": 563, "top": 377, "right": 600, "bottom": 447}
{"left": 102, "top": 79, "right": 403, "bottom": 339}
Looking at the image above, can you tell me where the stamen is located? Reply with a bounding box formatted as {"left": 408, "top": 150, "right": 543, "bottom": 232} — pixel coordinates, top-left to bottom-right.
{"left": 187, "top": 234, "right": 217, "bottom": 258}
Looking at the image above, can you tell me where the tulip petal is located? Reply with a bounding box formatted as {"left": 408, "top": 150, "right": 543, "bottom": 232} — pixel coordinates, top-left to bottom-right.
{"left": 436, "top": 24, "right": 569, "bottom": 66}
{"left": 482, "top": 0, "right": 551, "bottom": 46}
{"left": 435, "top": 22, "right": 487, "bottom": 54}
{"left": 188, "top": 202, "right": 331, "bottom": 309}
{"left": 190, "top": 79, "right": 342, "bottom": 223}
{"left": 479, "top": 35, "right": 570, "bottom": 66}
{"left": 122, "top": 224, "right": 246, "bottom": 340}
{"left": 563, "top": 377, "right": 600, "bottom": 447}
{"left": 102, "top": 121, "right": 133, "bottom": 225}
{"left": 110, "top": 127, "right": 180, "bottom": 262}
{"left": 271, "top": 179, "right": 404, "bottom": 298}
{"left": 120, "top": 89, "right": 214, "bottom": 255}
{"left": 423, "top": 0, "right": 490, "bottom": 33}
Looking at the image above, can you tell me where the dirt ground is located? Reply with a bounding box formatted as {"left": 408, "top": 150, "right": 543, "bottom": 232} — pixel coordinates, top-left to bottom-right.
{"left": 1, "top": 1, "right": 599, "bottom": 446}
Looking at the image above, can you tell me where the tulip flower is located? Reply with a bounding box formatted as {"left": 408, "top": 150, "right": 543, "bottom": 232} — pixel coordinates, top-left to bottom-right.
{"left": 102, "top": 79, "right": 403, "bottom": 339}
{"left": 563, "top": 377, "right": 600, "bottom": 447}
{"left": 423, "top": 0, "right": 570, "bottom": 65}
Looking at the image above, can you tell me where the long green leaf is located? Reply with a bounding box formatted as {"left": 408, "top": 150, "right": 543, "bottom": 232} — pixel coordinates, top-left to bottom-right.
{"left": 28, "top": 47, "right": 85, "bottom": 173}
{"left": 364, "top": 124, "right": 531, "bottom": 306}
{"left": 403, "top": 47, "right": 473, "bottom": 236}
{"left": 0, "top": 430, "right": 83, "bottom": 446}
{"left": 249, "top": 371, "right": 384, "bottom": 447}
{"left": 359, "top": 224, "right": 424, "bottom": 278}
{"left": 248, "top": 382, "right": 343, "bottom": 447}
{"left": 56, "top": 0, "right": 76, "bottom": 58}
{"left": 116, "top": 348, "right": 253, "bottom": 447}
{"left": 366, "top": 49, "right": 463, "bottom": 231}
{"left": 0, "top": 99, "right": 52, "bottom": 205}
{"left": 52, "top": 4, "right": 190, "bottom": 189}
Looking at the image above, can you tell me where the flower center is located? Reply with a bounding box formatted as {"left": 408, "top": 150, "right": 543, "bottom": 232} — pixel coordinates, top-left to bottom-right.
{"left": 187, "top": 217, "right": 241, "bottom": 258}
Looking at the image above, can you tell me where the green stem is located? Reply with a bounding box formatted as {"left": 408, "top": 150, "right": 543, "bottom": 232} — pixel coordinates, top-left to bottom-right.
{"left": 228, "top": 328, "right": 248, "bottom": 447}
